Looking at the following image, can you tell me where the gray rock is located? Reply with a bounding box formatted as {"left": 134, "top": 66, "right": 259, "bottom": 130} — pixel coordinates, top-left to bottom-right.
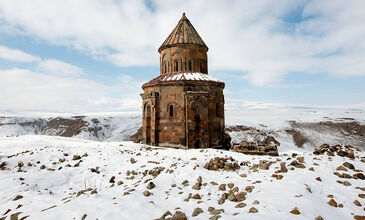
{"left": 192, "top": 207, "right": 204, "bottom": 217}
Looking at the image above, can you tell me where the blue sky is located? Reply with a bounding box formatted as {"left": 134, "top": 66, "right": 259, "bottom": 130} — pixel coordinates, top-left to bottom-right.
{"left": 0, "top": 0, "right": 364, "bottom": 112}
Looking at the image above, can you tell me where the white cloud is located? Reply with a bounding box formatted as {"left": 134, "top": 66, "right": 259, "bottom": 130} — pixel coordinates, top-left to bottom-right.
{"left": 0, "top": 0, "right": 364, "bottom": 85}
{"left": 0, "top": 45, "right": 41, "bottom": 62}
{"left": 36, "top": 59, "right": 84, "bottom": 77}
{"left": 0, "top": 68, "right": 140, "bottom": 112}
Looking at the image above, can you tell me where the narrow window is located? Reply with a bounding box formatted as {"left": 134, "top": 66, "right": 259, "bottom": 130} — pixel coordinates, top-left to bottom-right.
{"left": 175, "top": 60, "right": 178, "bottom": 72}
{"left": 200, "top": 62, "right": 202, "bottom": 72}
{"left": 188, "top": 61, "right": 192, "bottom": 72}
{"left": 169, "top": 105, "right": 174, "bottom": 117}
{"left": 164, "top": 62, "right": 167, "bottom": 73}
{"left": 216, "top": 103, "right": 219, "bottom": 116}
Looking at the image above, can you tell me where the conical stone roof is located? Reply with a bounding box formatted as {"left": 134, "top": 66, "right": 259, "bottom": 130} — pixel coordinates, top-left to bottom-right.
{"left": 158, "top": 13, "right": 208, "bottom": 53}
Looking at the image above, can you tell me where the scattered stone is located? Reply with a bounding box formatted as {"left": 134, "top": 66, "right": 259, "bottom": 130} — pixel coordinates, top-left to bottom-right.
{"left": 3, "top": 209, "right": 11, "bottom": 215}
{"left": 209, "top": 215, "right": 221, "bottom": 220}
{"left": 354, "top": 173, "right": 365, "bottom": 180}
{"left": 359, "top": 194, "right": 365, "bottom": 198}
{"left": 235, "top": 203, "right": 246, "bottom": 208}
{"left": 227, "top": 183, "right": 234, "bottom": 189}
{"left": 290, "top": 160, "right": 306, "bottom": 168}
{"left": 343, "top": 162, "right": 355, "bottom": 170}
{"left": 204, "top": 157, "right": 240, "bottom": 171}
{"left": 143, "top": 190, "right": 151, "bottom": 197}
{"left": 235, "top": 192, "right": 246, "bottom": 201}
{"left": 218, "top": 198, "right": 225, "bottom": 205}
{"left": 354, "top": 215, "right": 365, "bottom": 220}
{"left": 354, "top": 200, "right": 361, "bottom": 206}
{"left": 192, "top": 183, "right": 201, "bottom": 190}
{"left": 147, "top": 182, "right": 155, "bottom": 189}
{"left": 290, "top": 207, "right": 301, "bottom": 215}
{"left": 40, "top": 165, "right": 46, "bottom": 169}
{"left": 192, "top": 194, "right": 201, "bottom": 199}
{"left": 109, "top": 176, "right": 115, "bottom": 184}
{"left": 248, "top": 207, "right": 258, "bottom": 213}
{"left": 343, "top": 181, "right": 351, "bottom": 186}
{"left": 90, "top": 167, "right": 100, "bottom": 174}
{"left": 246, "top": 186, "right": 255, "bottom": 193}
{"left": 192, "top": 207, "right": 203, "bottom": 217}
{"left": 315, "top": 216, "right": 324, "bottom": 220}
{"left": 253, "top": 200, "right": 259, "bottom": 205}
{"left": 280, "top": 162, "right": 287, "bottom": 173}
{"left": 17, "top": 161, "right": 24, "bottom": 168}
{"left": 10, "top": 212, "right": 22, "bottom": 220}
{"left": 297, "top": 157, "right": 304, "bottom": 163}
{"left": 259, "top": 160, "right": 272, "bottom": 170}
{"left": 171, "top": 211, "right": 187, "bottom": 220}
{"left": 72, "top": 155, "right": 81, "bottom": 160}
{"left": 336, "top": 166, "right": 347, "bottom": 171}
{"left": 90, "top": 189, "right": 97, "bottom": 195}
{"left": 228, "top": 194, "right": 236, "bottom": 202}
{"left": 13, "top": 195, "right": 23, "bottom": 201}
{"left": 149, "top": 167, "right": 165, "bottom": 177}
{"left": 272, "top": 174, "right": 284, "bottom": 180}
{"left": 219, "top": 184, "right": 226, "bottom": 191}
{"left": 182, "top": 180, "right": 189, "bottom": 187}
{"left": 130, "top": 158, "right": 136, "bottom": 164}
{"left": 328, "top": 199, "right": 337, "bottom": 207}
{"left": 73, "top": 161, "right": 81, "bottom": 167}
{"left": 0, "top": 162, "right": 6, "bottom": 170}
{"left": 159, "top": 211, "right": 172, "bottom": 219}
{"left": 315, "top": 177, "right": 322, "bottom": 182}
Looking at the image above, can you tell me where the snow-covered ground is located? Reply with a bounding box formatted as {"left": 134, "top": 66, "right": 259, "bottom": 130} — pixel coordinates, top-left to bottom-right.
{"left": 1, "top": 104, "right": 365, "bottom": 219}
{"left": 0, "top": 135, "right": 364, "bottom": 219}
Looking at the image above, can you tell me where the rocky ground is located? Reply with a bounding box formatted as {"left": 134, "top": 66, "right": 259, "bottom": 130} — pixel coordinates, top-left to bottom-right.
{"left": 0, "top": 135, "right": 364, "bottom": 220}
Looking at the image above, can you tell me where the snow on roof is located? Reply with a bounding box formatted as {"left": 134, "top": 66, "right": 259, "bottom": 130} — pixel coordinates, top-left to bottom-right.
{"left": 143, "top": 72, "right": 223, "bottom": 88}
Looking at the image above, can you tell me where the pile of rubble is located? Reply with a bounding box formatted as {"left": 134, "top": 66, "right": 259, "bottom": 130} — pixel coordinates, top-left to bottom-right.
{"left": 204, "top": 157, "right": 240, "bottom": 171}
{"left": 232, "top": 141, "right": 279, "bottom": 156}
{"left": 313, "top": 144, "right": 358, "bottom": 159}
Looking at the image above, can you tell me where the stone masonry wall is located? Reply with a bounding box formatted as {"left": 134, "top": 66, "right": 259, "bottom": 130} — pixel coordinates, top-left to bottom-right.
{"left": 141, "top": 81, "right": 224, "bottom": 149}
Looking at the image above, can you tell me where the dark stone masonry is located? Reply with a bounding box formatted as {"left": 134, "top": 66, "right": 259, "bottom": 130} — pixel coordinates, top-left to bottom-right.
{"left": 141, "top": 13, "right": 225, "bottom": 149}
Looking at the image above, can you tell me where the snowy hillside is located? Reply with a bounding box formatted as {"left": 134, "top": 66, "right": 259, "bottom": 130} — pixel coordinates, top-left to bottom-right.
{"left": 0, "top": 135, "right": 364, "bottom": 219}
{"left": 0, "top": 112, "right": 141, "bottom": 142}
{"left": 1, "top": 103, "right": 364, "bottom": 150}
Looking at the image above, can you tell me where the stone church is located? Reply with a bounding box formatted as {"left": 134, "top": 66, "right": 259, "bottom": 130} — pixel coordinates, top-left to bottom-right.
{"left": 141, "top": 13, "right": 225, "bottom": 149}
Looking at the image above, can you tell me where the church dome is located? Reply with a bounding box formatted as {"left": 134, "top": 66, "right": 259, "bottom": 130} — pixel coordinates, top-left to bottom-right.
{"left": 158, "top": 13, "right": 208, "bottom": 53}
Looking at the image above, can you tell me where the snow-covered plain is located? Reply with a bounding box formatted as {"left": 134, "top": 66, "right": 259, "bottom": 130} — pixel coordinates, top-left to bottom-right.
{"left": 0, "top": 135, "right": 364, "bottom": 220}
{"left": 1, "top": 104, "right": 365, "bottom": 219}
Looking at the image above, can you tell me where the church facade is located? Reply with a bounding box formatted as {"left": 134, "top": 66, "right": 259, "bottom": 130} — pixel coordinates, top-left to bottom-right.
{"left": 141, "top": 13, "right": 225, "bottom": 149}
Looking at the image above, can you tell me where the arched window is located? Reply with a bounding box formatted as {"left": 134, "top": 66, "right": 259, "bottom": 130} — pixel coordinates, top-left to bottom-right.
{"left": 175, "top": 60, "right": 178, "bottom": 72}
{"left": 164, "top": 62, "right": 167, "bottom": 73}
{"left": 188, "top": 61, "right": 192, "bottom": 72}
{"left": 169, "top": 105, "right": 174, "bottom": 117}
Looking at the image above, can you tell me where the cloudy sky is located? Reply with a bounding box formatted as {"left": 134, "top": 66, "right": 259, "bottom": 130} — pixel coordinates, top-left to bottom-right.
{"left": 0, "top": 0, "right": 364, "bottom": 113}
